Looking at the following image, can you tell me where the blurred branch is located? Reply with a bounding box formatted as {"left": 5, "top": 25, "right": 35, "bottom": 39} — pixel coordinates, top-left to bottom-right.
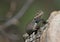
{"left": 0, "top": 0, "right": 34, "bottom": 30}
